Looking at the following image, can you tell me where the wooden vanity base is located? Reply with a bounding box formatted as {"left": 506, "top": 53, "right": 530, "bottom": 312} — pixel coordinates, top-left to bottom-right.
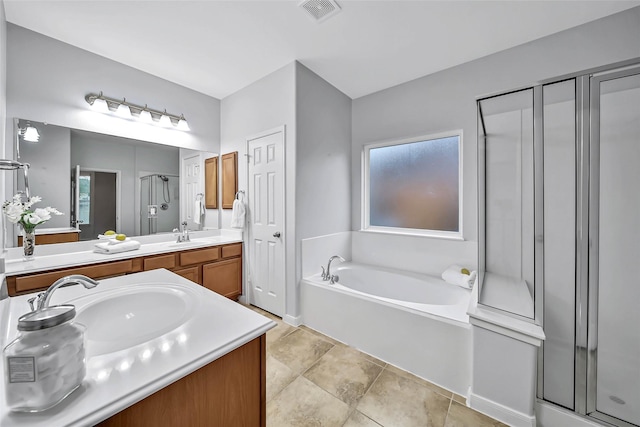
{"left": 97, "top": 335, "right": 266, "bottom": 427}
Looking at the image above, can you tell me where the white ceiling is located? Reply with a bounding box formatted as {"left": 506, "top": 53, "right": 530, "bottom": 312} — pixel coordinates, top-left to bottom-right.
{"left": 4, "top": 1, "right": 639, "bottom": 100}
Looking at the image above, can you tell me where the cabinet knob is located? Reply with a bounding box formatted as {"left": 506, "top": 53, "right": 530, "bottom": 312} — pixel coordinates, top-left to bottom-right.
{"left": 273, "top": 232, "right": 281, "bottom": 238}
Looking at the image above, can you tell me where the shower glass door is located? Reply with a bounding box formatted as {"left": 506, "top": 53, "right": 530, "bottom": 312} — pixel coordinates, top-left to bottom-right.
{"left": 588, "top": 69, "right": 640, "bottom": 427}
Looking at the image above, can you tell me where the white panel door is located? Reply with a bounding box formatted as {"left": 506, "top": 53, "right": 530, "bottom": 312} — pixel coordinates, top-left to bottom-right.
{"left": 248, "top": 129, "right": 285, "bottom": 316}
{"left": 182, "top": 154, "right": 201, "bottom": 230}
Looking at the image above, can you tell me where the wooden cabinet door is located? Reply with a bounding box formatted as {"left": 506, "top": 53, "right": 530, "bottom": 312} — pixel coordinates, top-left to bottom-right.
{"left": 202, "top": 257, "right": 242, "bottom": 300}
{"left": 221, "top": 152, "right": 238, "bottom": 209}
{"left": 173, "top": 266, "right": 200, "bottom": 284}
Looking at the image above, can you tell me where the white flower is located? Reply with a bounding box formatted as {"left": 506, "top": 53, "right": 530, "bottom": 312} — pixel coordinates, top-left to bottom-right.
{"left": 45, "top": 207, "right": 64, "bottom": 216}
{"left": 2, "top": 194, "right": 63, "bottom": 231}
{"left": 33, "top": 208, "right": 52, "bottom": 222}
{"left": 3, "top": 204, "right": 23, "bottom": 223}
{"left": 23, "top": 212, "right": 41, "bottom": 225}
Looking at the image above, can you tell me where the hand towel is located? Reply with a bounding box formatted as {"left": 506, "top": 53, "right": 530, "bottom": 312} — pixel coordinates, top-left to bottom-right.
{"left": 230, "top": 199, "right": 246, "bottom": 229}
{"left": 442, "top": 265, "right": 476, "bottom": 289}
{"left": 97, "top": 234, "right": 116, "bottom": 240}
{"left": 194, "top": 199, "right": 203, "bottom": 225}
{"left": 107, "top": 237, "right": 131, "bottom": 245}
{"left": 94, "top": 240, "right": 141, "bottom": 254}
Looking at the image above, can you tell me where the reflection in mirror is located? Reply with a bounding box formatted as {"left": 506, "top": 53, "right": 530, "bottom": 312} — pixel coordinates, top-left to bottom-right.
{"left": 10, "top": 119, "right": 215, "bottom": 247}
{"left": 477, "top": 89, "right": 535, "bottom": 319}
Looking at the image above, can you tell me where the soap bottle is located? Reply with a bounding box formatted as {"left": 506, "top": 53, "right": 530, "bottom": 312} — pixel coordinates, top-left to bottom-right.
{"left": 3, "top": 304, "right": 86, "bottom": 412}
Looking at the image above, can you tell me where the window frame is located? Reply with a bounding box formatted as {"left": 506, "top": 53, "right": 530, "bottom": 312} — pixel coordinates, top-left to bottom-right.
{"left": 361, "top": 130, "right": 464, "bottom": 240}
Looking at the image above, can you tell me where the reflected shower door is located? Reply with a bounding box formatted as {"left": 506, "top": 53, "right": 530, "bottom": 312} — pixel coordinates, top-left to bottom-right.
{"left": 590, "top": 70, "right": 640, "bottom": 426}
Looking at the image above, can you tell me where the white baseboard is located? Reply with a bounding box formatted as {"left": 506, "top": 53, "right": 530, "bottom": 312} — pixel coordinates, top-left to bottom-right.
{"left": 469, "top": 392, "right": 536, "bottom": 427}
{"left": 283, "top": 314, "right": 302, "bottom": 327}
{"left": 536, "top": 400, "right": 605, "bottom": 427}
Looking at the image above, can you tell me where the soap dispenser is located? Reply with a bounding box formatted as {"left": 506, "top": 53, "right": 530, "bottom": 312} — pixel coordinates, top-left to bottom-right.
{"left": 3, "top": 304, "right": 87, "bottom": 412}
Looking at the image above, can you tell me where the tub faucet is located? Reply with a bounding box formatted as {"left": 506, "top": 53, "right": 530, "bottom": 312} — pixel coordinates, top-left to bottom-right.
{"left": 28, "top": 274, "right": 99, "bottom": 312}
{"left": 322, "top": 255, "right": 345, "bottom": 282}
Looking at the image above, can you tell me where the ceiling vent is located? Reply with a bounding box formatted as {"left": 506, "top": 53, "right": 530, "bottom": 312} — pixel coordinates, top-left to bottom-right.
{"left": 299, "top": 0, "right": 341, "bottom": 23}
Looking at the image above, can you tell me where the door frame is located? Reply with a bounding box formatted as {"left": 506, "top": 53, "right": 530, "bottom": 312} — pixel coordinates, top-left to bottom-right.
{"left": 243, "top": 125, "right": 287, "bottom": 315}
{"left": 77, "top": 167, "right": 122, "bottom": 233}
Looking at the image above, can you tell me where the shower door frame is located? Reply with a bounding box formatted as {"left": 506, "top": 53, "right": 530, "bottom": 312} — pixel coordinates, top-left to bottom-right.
{"left": 582, "top": 65, "right": 640, "bottom": 427}
{"left": 477, "top": 58, "right": 640, "bottom": 427}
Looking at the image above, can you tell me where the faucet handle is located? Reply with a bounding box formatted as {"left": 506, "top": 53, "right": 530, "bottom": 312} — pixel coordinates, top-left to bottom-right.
{"left": 27, "top": 293, "right": 45, "bottom": 312}
{"left": 27, "top": 296, "right": 38, "bottom": 312}
{"left": 320, "top": 266, "right": 326, "bottom": 280}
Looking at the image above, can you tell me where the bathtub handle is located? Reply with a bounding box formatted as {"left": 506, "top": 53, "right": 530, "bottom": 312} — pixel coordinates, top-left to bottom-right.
{"left": 321, "top": 266, "right": 327, "bottom": 280}
{"left": 329, "top": 274, "right": 339, "bottom": 284}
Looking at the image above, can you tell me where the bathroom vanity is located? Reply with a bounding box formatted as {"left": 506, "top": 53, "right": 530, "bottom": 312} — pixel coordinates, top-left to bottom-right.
{"left": 0, "top": 268, "right": 274, "bottom": 426}
{"left": 4, "top": 233, "right": 243, "bottom": 300}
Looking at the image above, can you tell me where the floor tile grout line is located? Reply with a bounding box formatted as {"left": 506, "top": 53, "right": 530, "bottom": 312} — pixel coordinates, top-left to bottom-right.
{"left": 352, "top": 363, "right": 388, "bottom": 426}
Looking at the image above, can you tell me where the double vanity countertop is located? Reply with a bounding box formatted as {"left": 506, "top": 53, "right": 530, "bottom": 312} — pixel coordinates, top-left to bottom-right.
{"left": 0, "top": 268, "right": 275, "bottom": 426}
{"left": 3, "top": 229, "right": 242, "bottom": 276}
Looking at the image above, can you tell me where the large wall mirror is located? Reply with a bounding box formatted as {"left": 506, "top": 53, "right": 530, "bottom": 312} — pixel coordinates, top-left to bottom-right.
{"left": 8, "top": 118, "right": 218, "bottom": 247}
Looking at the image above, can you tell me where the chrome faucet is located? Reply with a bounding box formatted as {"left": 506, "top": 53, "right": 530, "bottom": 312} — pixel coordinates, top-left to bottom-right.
{"left": 321, "top": 255, "right": 345, "bottom": 284}
{"left": 173, "top": 221, "right": 191, "bottom": 243}
{"left": 28, "top": 274, "right": 99, "bottom": 312}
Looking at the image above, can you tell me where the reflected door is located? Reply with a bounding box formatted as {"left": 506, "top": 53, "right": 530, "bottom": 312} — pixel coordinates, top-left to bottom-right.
{"left": 589, "top": 70, "right": 640, "bottom": 426}
{"left": 247, "top": 129, "right": 285, "bottom": 317}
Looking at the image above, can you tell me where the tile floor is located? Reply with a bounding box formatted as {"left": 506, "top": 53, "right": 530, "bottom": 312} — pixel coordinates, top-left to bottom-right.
{"left": 247, "top": 305, "right": 508, "bottom": 427}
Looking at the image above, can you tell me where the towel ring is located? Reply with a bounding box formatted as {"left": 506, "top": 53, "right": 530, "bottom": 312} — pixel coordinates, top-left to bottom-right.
{"left": 235, "top": 190, "right": 245, "bottom": 200}
{"left": 196, "top": 193, "right": 204, "bottom": 200}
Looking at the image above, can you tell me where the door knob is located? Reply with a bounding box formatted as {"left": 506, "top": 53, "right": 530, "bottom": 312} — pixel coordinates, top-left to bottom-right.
{"left": 273, "top": 231, "right": 281, "bottom": 238}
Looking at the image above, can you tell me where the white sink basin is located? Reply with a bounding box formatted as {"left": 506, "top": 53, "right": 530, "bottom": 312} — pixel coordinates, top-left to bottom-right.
{"left": 74, "top": 285, "right": 197, "bottom": 355}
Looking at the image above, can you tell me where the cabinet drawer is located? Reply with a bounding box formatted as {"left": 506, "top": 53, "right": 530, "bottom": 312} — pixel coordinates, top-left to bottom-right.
{"left": 180, "top": 247, "right": 220, "bottom": 266}
{"left": 143, "top": 254, "right": 177, "bottom": 271}
{"left": 13, "top": 260, "right": 134, "bottom": 294}
{"left": 221, "top": 243, "right": 242, "bottom": 259}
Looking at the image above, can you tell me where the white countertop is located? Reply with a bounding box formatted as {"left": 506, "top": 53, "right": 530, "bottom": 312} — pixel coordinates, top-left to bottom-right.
{"left": 4, "top": 230, "right": 242, "bottom": 276}
{"left": 0, "top": 269, "right": 275, "bottom": 426}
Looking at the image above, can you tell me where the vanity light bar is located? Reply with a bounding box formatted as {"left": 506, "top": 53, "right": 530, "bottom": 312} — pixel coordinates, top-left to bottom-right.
{"left": 84, "top": 92, "right": 189, "bottom": 131}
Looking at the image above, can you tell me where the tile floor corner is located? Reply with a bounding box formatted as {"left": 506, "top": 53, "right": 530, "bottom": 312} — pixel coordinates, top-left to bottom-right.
{"left": 246, "top": 304, "right": 509, "bottom": 427}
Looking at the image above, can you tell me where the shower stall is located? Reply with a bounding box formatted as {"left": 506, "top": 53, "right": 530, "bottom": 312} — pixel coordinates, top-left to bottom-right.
{"left": 140, "top": 174, "right": 179, "bottom": 235}
{"left": 478, "top": 63, "right": 640, "bottom": 427}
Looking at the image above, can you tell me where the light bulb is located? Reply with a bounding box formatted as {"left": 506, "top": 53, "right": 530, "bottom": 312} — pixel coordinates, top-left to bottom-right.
{"left": 23, "top": 126, "right": 40, "bottom": 142}
{"left": 159, "top": 113, "right": 173, "bottom": 128}
{"left": 91, "top": 98, "right": 109, "bottom": 113}
{"left": 116, "top": 103, "right": 131, "bottom": 118}
{"left": 177, "top": 116, "right": 190, "bottom": 131}
{"left": 139, "top": 109, "right": 153, "bottom": 124}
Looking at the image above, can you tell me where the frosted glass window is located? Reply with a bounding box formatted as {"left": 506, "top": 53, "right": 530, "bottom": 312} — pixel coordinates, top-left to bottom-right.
{"left": 366, "top": 134, "right": 460, "bottom": 234}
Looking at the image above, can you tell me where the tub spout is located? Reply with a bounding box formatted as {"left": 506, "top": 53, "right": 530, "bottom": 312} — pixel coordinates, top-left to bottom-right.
{"left": 324, "top": 255, "right": 345, "bottom": 282}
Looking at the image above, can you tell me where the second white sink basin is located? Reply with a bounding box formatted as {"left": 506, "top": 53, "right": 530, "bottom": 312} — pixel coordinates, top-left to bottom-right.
{"left": 74, "top": 284, "right": 197, "bottom": 355}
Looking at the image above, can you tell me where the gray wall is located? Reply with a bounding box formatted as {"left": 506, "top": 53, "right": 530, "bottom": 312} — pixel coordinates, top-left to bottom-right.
{"left": 70, "top": 130, "right": 179, "bottom": 237}
{"left": 18, "top": 124, "right": 70, "bottom": 229}
{"left": 220, "top": 62, "right": 297, "bottom": 318}
{"left": 295, "top": 62, "right": 351, "bottom": 302}
{"left": 351, "top": 6, "right": 640, "bottom": 274}
{"left": 5, "top": 24, "right": 220, "bottom": 153}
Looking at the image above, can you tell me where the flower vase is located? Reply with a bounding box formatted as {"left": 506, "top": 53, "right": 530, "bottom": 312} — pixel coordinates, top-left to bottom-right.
{"left": 22, "top": 229, "right": 35, "bottom": 261}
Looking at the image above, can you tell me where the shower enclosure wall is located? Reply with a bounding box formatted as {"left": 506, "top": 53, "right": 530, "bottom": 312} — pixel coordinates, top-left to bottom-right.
{"left": 478, "top": 62, "right": 640, "bottom": 427}
{"left": 140, "top": 174, "right": 179, "bottom": 236}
